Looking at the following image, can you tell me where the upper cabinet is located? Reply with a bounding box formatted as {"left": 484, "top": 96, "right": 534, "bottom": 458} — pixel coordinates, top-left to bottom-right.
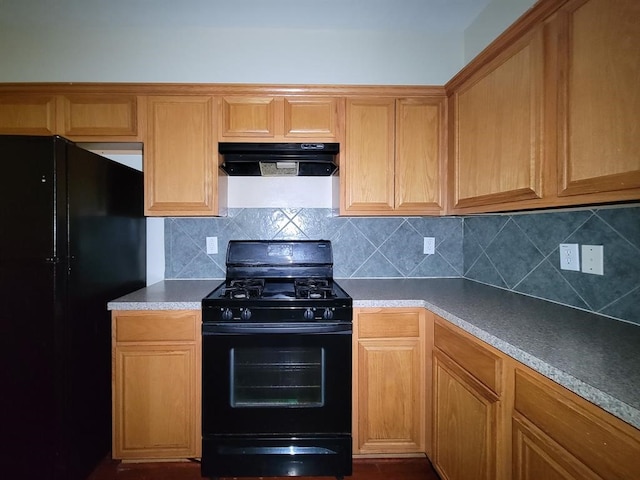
{"left": 448, "top": 0, "right": 640, "bottom": 214}
{"left": 342, "top": 96, "right": 446, "bottom": 216}
{"left": 447, "top": 27, "right": 546, "bottom": 214}
{"left": 0, "top": 93, "right": 140, "bottom": 141}
{"left": 144, "top": 96, "right": 221, "bottom": 216}
{"left": 554, "top": 0, "right": 640, "bottom": 203}
{"left": 218, "top": 96, "right": 342, "bottom": 142}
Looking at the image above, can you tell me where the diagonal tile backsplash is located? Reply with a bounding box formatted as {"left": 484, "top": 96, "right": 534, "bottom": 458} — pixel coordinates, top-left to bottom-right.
{"left": 165, "top": 204, "right": 640, "bottom": 326}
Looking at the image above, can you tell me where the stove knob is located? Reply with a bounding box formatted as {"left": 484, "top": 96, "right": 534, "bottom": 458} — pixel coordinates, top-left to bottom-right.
{"left": 304, "top": 308, "right": 315, "bottom": 320}
{"left": 323, "top": 308, "right": 334, "bottom": 320}
{"left": 240, "top": 308, "right": 252, "bottom": 321}
{"left": 221, "top": 308, "right": 233, "bottom": 321}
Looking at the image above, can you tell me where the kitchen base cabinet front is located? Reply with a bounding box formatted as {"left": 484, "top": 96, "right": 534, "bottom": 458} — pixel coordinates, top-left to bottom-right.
{"left": 112, "top": 310, "right": 201, "bottom": 460}
{"left": 432, "top": 317, "right": 509, "bottom": 480}
{"left": 513, "top": 367, "right": 640, "bottom": 480}
{"left": 353, "top": 308, "right": 427, "bottom": 455}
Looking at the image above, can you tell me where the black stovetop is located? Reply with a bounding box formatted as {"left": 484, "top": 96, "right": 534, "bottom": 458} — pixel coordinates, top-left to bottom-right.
{"left": 201, "top": 240, "right": 352, "bottom": 323}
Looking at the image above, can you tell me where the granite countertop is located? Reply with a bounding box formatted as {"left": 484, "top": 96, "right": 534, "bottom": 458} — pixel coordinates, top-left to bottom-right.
{"left": 108, "top": 278, "right": 640, "bottom": 430}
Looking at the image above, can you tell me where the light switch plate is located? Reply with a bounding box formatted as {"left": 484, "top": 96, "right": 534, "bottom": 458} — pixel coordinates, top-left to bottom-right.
{"left": 581, "top": 245, "right": 604, "bottom": 275}
{"left": 206, "top": 236, "right": 218, "bottom": 255}
{"left": 559, "top": 243, "right": 580, "bottom": 271}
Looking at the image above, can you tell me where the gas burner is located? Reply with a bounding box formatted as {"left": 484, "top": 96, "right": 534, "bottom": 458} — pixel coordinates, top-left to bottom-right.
{"left": 223, "top": 279, "right": 265, "bottom": 299}
{"left": 295, "top": 278, "right": 334, "bottom": 299}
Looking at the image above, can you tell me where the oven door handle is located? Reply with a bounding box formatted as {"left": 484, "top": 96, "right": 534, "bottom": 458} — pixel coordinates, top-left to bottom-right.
{"left": 203, "top": 323, "right": 352, "bottom": 335}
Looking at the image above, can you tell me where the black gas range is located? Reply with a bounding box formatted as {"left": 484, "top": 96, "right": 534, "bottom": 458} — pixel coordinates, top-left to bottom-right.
{"left": 202, "top": 240, "right": 352, "bottom": 325}
{"left": 200, "top": 240, "right": 353, "bottom": 480}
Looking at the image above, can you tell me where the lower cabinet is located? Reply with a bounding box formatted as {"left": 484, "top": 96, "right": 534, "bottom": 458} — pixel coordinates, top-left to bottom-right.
{"left": 352, "top": 308, "right": 427, "bottom": 454}
{"left": 512, "top": 367, "right": 640, "bottom": 480}
{"left": 111, "top": 310, "right": 201, "bottom": 460}
{"left": 432, "top": 316, "right": 509, "bottom": 480}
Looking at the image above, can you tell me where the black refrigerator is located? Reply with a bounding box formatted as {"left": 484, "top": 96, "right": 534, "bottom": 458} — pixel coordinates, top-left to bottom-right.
{"left": 0, "top": 135, "right": 146, "bottom": 480}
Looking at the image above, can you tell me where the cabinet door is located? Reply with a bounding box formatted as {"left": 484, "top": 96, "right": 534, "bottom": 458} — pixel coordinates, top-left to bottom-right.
{"left": 514, "top": 367, "right": 640, "bottom": 480}
{"left": 512, "top": 414, "right": 601, "bottom": 480}
{"left": 354, "top": 308, "right": 425, "bottom": 454}
{"left": 145, "top": 96, "right": 217, "bottom": 216}
{"left": 59, "top": 94, "right": 139, "bottom": 139}
{"left": 113, "top": 344, "right": 199, "bottom": 459}
{"left": 112, "top": 310, "right": 201, "bottom": 460}
{"left": 449, "top": 27, "right": 545, "bottom": 213}
{"left": 556, "top": 0, "right": 640, "bottom": 201}
{"left": 342, "top": 98, "right": 395, "bottom": 214}
{"left": 219, "top": 96, "right": 276, "bottom": 139}
{"left": 395, "top": 97, "right": 446, "bottom": 214}
{"left": 0, "top": 95, "right": 57, "bottom": 135}
{"left": 433, "top": 350, "right": 499, "bottom": 480}
{"left": 283, "top": 96, "right": 340, "bottom": 140}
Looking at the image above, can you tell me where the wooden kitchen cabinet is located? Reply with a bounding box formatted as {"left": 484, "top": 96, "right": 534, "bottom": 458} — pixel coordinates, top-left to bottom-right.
{"left": 342, "top": 96, "right": 446, "bottom": 216}
{"left": 554, "top": 0, "right": 640, "bottom": 204}
{"left": 352, "top": 308, "right": 427, "bottom": 454}
{"left": 218, "top": 95, "right": 342, "bottom": 142}
{"left": 432, "top": 317, "right": 510, "bottom": 480}
{"left": 112, "top": 310, "right": 201, "bottom": 460}
{"left": 145, "top": 95, "right": 221, "bottom": 216}
{"left": 447, "top": 25, "right": 546, "bottom": 214}
{"left": 0, "top": 93, "right": 140, "bottom": 140}
{"left": 512, "top": 366, "right": 640, "bottom": 480}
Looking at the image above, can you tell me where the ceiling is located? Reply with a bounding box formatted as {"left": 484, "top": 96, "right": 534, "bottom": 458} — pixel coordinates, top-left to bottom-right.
{"left": 0, "top": 0, "right": 492, "bottom": 32}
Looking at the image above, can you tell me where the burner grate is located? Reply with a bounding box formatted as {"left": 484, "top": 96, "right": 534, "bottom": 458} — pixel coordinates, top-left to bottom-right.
{"left": 223, "top": 279, "right": 265, "bottom": 299}
{"left": 295, "top": 278, "right": 334, "bottom": 299}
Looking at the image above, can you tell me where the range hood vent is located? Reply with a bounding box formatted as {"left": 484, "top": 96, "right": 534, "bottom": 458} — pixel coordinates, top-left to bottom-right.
{"left": 219, "top": 142, "right": 339, "bottom": 176}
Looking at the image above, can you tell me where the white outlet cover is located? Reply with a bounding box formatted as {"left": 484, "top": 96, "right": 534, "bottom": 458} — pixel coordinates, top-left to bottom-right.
{"left": 581, "top": 245, "right": 604, "bottom": 275}
{"left": 206, "top": 236, "right": 218, "bottom": 255}
{"left": 559, "top": 243, "right": 580, "bottom": 271}
{"left": 423, "top": 237, "right": 435, "bottom": 255}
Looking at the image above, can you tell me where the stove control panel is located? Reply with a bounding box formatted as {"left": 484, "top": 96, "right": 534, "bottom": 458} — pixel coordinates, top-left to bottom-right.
{"left": 204, "top": 305, "right": 351, "bottom": 323}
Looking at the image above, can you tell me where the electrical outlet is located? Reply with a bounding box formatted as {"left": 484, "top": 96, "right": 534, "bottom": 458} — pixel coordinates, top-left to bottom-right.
{"left": 206, "top": 236, "right": 218, "bottom": 255}
{"left": 423, "top": 237, "right": 435, "bottom": 255}
{"left": 581, "top": 245, "right": 604, "bottom": 275}
{"left": 559, "top": 243, "right": 580, "bottom": 271}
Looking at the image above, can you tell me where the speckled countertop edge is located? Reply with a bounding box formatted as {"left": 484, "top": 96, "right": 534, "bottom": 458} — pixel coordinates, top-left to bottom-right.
{"left": 108, "top": 278, "right": 640, "bottom": 430}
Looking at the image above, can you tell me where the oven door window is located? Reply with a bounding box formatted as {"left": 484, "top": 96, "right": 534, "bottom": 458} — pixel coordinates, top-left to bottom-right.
{"left": 230, "top": 347, "right": 324, "bottom": 408}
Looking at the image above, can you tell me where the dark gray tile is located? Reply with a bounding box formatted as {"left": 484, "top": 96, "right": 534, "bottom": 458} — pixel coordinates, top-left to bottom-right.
{"left": 514, "top": 259, "right": 590, "bottom": 311}
{"left": 463, "top": 223, "right": 483, "bottom": 274}
{"left": 595, "top": 206, "right": 640, "bottom": 251}
{"left": 174, "top": 251, "right": 225, "bottom": 279}
{"left": 351, "top": 217, "right": 404, "bottom": 247}
{"left": 378, "top": 222, "right": 425, "bottom": 276}
{"left": 437, "top": 233, "right": 464, "bottom": 274}
{"left": 292, "top": 208, "right": 348, "bottom": 239}
{"left": 512, "top": 209, "right": 593, "bottom": 255}
{"left": 230, "top": 208, "right": 291, "bottom": 239}
{"left": 407, "top": 216, "right": 462, "bottom": 243}
{"left": 353, "top": 252, "right": 403, "bottom": 278}
{"left": 411, "top": 253, "right": 461, "bottom": 278}
{"left": 600, "top": 287, "right": 640, "bottom": 326}
{"left": 564, "top": 215, "right": 640, "bottom": 311}
{"left": 165, "top": 225, "right": 200, "bottom": 278}
{"left": 465, "top": 253, "right": 508, "bottom": 288}
{"left": 464, "top": 215, "right": 509, "bottom": 248}
{"left": 331, "top": 222, "right": 376, "bottom": 278}
{"left": 485, "top": 219, "right": 544, "bottom": 288}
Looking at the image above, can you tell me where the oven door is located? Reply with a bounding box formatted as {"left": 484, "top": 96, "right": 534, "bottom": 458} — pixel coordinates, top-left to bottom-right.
{"left": 202, "top": 322, "right": 352, "bottom": 437}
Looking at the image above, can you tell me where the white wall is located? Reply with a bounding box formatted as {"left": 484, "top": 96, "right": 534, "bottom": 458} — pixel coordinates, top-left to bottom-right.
{"left": 464, "top": 0, "right": 537, "bottom": 63}
{"left": 0, "top": 25, "right": 462, "bottom": 85}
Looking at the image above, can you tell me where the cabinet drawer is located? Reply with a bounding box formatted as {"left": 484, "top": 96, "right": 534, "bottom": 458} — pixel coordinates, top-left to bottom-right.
{"left": 114, "top": 311, "right": 198, "bottom": 342}
{"left": 434, "top": 318, "right": 502, "bottom": 395}
{"left": 358, "top": 310, "right": 421, "bottom": 338}
{"left": 514, "top": 368, "right": 640, "bottom": 480}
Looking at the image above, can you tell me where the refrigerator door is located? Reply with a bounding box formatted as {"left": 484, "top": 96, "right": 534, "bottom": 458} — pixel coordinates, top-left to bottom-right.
{"left": 63, "top": 141, "right": 145, "bottom": 480}
{"left": 0, "top": 135, "right": 66, "bottom": 478}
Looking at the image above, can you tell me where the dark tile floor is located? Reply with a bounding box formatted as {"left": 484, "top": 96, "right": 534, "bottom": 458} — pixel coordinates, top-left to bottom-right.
{"left": 88, "top": 456, "right": 441, "bottom": 480}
